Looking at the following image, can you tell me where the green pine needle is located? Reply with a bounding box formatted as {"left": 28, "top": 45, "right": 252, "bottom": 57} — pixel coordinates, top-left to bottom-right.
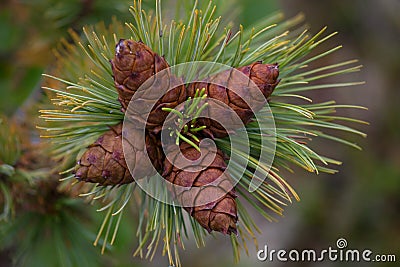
{"left": 162, "top": 88, "right": 208, "bottom": 151}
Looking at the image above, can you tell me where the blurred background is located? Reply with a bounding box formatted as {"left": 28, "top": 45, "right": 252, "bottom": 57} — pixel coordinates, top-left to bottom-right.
{"left": 0, "top": 0, "right": 399, "bottom": 266}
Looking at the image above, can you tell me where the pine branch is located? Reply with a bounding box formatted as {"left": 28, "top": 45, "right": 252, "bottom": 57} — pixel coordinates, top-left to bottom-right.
{"left": 39, "top": 1, "right": 366, "bottom": 266}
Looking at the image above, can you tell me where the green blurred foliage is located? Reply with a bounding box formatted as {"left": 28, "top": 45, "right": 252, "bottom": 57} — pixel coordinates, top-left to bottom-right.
{"left": 275, "top": 1, "right": 400, "bottom": 266}
{"left": 239, "top": 0, "right": 280, "bottom": 26}
{"left": 0, "top": 0, "right": 132, "bottom": 116}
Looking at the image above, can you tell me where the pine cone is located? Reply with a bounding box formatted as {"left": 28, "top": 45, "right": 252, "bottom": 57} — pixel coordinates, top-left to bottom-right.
{"left": 111, "top": 39, "right": 187, "bottom": 132}
{"left": 187, "top": 61, "right": 280, "bottom": 138}
{"left": 162, "top": 140, "right": 238, "bottom": 234}
{"left": 111, "top": 39, "right": 169, "bottom": 112}
{"left": 74, "top": 123, "right": 163, "bottom": 185}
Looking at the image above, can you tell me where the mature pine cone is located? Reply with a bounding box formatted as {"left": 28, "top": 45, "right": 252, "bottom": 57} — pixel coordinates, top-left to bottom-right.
{"left": 163, "top": 140, "right": 238, "bottom": 234}
{"left": 111, "top": 39, "right": 187, "bottom": 132}
{"left": 74, "top": 123, "right": 163, "bottom": 185}
{"left": 187, "top": 61, "right": 280, "bottom": 138}
{"left": 110, "top": 39, "right": 169, "bottom": 112}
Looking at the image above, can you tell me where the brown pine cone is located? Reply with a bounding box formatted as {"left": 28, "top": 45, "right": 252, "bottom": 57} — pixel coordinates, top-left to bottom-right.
{"left": 162, "top": 140, "right": 238, "bottom": 235}
{"left": 111, "top": 39, "right": 169, "bottom": 112}
{"left": 74, "top": 123, "right": 163, "bottom": 186}
{"left": 111, "top": 39, "right": 187, "bottom": 132}
{"left": 187, "top": 61, "right": 279, "bottom": 138}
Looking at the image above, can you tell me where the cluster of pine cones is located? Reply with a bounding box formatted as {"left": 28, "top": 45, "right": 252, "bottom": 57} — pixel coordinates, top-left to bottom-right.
{"left": 74, "top": 39, "right": 280, "bottom": 235}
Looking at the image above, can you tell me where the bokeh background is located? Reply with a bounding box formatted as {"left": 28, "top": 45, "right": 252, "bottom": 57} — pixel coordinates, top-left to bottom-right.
{"left": 0, "top": 0, "right": 399, "bottom": 266}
